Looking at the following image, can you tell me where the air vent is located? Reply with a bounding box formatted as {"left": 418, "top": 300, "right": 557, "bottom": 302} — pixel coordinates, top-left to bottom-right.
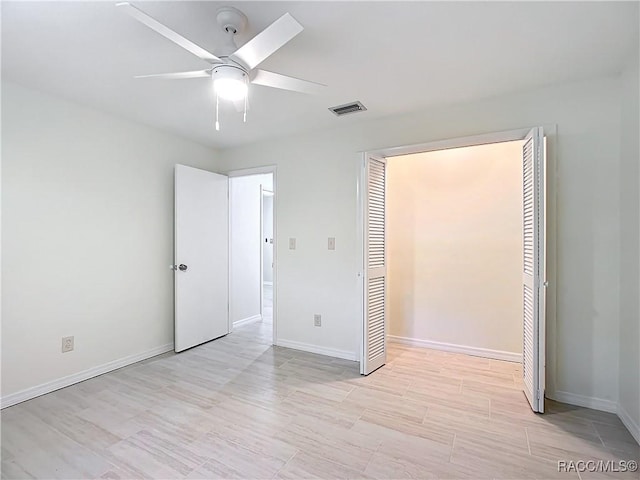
{"left": 329, "top": 101, "right": 367, "bottom": 117}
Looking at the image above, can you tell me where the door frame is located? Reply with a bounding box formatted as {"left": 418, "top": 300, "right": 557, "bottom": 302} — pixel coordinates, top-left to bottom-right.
{"left": 357, "top": 126, "right": 557, "bottom": 395}
{"left": 227, "top": 165, "right": 278, "bottom": 345}
{"left": 261, "top": 187, "right": 275, "bottom": 316}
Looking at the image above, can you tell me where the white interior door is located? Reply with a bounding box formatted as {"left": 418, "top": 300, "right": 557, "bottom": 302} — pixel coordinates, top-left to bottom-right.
{"left": 522, "top": 127, "right": 546, "bottom": 412}
{"left": 361, "top": 155, "right": 387, "bottom": 375}
{"left": 174, "top": 164, "right": 229, "bottom": 353}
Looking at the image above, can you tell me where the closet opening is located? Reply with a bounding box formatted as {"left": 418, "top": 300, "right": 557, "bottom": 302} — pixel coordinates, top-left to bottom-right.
{"left": 359, "top": 128, "right": 549, "bottom": 413}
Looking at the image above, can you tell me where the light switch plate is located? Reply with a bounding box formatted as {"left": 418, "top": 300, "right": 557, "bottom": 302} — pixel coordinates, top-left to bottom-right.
{"left": 328, "top": 237, "right": 336, "bottom": 250}
{"left": 289, "top": 237, "right": 296, "bottom": 250}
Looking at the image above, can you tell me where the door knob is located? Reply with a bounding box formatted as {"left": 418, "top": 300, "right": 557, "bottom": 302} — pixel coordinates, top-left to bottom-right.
{"left": 178, "top": 264, "right": 188, "bottom": 271}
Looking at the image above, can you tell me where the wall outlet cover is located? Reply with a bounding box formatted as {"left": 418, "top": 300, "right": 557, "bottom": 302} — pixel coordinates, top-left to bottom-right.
{"left": 328, "top": 237, "right": 336, "bottom": 250}
{"left": 62, "top": 336, "right": 74, "bottom": 353}
{"left": 289, "top": 238, "right": 296, "bottom": 250}
{"left": 314, "top": 314, "right": 322, "bottom": 327}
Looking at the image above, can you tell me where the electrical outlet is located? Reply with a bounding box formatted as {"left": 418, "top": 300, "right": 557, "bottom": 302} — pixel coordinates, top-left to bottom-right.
{"left": 314, "top": 314, "right": 322, "bottom": 327}
{"left": 289, "top": 237, "right": 296, "bottom": 250}
{"left": 328, "top": 237, "right": 336, "bottom": 250}
{"left": 61, "top": 336, "right": 74, "bottom": 353}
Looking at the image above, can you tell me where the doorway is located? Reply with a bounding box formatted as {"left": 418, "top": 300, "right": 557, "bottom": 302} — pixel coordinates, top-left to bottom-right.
{"left": 358, "top": 128, "right": 549, "bottom": 413}
{"left": 228, "top": 167, "right": 277, "bottom": 345}
{"left": 173, "top": 165, "right": 277, "bottom": 353}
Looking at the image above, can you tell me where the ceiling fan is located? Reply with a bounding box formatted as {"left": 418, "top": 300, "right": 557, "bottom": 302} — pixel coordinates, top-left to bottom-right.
{"left": 116, "top": 3, "right": 325, "bottom": 129}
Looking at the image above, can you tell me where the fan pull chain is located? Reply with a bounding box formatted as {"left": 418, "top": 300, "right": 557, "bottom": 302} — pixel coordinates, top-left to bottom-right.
{"left": 243, "top": 93, "right": 247, "bottom": 123}
{"left": 215, "top": 93, "right": 220, "bottom": 131}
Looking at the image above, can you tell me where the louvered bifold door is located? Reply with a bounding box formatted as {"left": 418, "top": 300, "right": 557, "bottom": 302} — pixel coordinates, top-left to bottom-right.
{"left": 522, "top": 127, "right": 546, "bottom": 413}
{"left": 363, "top": 156, "right": 387, "bottom": 375}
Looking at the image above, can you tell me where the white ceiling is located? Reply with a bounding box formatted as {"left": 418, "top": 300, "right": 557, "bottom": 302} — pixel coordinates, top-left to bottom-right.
{"left": 2, "top": 1, "right": 638, "bottom": 149}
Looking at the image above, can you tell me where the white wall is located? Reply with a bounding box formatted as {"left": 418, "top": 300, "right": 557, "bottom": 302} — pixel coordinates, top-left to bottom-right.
{"left": 263, "top": 195, "right": 274, "bottom": 284}
{"left": 1, "top": 82, "right": 220, "bottom": 399}
{"left": 219, "top": 75, "right": 622, "bottom": 406}
{"left": 229, "top": 174, "right": 272, "bottom": 325}
{"left": 618, "top": 55, "right": 640, "bottom": 441}
{"left": 387, "top": 142, "right": 523, "bottom": 357}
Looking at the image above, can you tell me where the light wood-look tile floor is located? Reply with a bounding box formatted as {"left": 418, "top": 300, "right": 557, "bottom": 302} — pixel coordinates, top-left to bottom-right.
{"left": 1, "top": 320, "right": 638, "bottom": 479}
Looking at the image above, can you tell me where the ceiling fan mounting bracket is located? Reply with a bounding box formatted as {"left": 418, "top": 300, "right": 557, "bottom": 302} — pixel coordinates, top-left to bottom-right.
{"left": 216, "top": 6, "right": 248, "bottom": 36}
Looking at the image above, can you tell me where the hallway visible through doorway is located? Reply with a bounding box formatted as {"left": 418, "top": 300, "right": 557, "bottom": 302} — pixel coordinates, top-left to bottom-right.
{"left": 229, "top": 170, "right": 276, "bottom": 345}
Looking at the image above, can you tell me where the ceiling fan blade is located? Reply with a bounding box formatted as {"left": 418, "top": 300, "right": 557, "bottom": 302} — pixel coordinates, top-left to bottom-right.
{"left": 134, "top": 70, "right": 211, "bottom": 79}
{"left": 251, "top": 69, "right": 325, "bottom": 95}
{"left": 117, "top": 2, "right": 222, "bottom": 64}
{"left": 230, "top": 13, "right": 303, "bottom": 70}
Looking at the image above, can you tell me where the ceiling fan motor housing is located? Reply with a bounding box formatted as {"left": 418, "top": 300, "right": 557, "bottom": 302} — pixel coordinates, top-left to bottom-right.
{"left": 212, "top": 64, "right": 248, "bottom": 82}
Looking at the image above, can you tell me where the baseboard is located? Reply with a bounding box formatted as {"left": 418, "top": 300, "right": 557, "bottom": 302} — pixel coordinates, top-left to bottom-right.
{"left": 233, "top": 314, "right": 262, "bottom": 328}
{"left": 617, "top": 403, "right": 640, "bottom": 445}
{"left": 276, "top": 338, "right": 357, "bottom": 361}
{"left": 546, "top": 390, "right": 618, "bottom": 414}
{"left": 1, "top": 343, "right": 174, "bottom": 409}
{"left": 387, "top": 335, "right": 522, "bottom": 363}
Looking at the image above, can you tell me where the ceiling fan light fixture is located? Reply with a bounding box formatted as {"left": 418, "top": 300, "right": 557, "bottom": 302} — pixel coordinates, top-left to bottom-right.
{"left": 118, "top": 3, "right": 326, "bottom": 133}
{"left": 212, "top": 65, "right": 248, "bottom": 101}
